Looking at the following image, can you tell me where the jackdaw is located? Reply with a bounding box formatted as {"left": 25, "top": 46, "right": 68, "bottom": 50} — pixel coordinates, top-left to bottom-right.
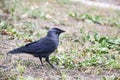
{"left": 7, "top": 28, "right": 65, "bottom": 68}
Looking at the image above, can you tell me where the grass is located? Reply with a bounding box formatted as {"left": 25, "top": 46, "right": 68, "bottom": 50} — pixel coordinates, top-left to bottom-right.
{"left": 50, "top": 31, "right": 120, "bottom": 69}
{"left": 102, "top": 76, "right": 120, "bottom": 80}
{"left": 56, "top": 0, "right": 71, "bottom": 4}
{"left": 0, "top": 0, "right": 120, "bottom": 79}
{"left": 69, "top": 10, "right": 120, "bottom": 28}
{"left": 0, "top": 54, "right": 4, "bottom": 60}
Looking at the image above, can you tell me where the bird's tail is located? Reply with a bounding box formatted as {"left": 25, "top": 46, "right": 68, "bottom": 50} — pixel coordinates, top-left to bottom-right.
{"left": 7, "top": 46, "right": 25, "bottom": 55}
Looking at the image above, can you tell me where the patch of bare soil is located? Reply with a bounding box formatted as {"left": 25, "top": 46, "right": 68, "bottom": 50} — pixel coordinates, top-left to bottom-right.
{"left": 72, "top": 0, "right": 120, "bottom": 10}
{"left": 91, "top": 0, "right": 120, "bottom": 6}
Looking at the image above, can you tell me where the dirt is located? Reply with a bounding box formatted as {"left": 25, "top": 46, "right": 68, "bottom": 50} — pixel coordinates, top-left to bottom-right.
{"left": 91, "top": 0, "right": 120, "bottom": 6}
{"left": 0, "top": 0, "right": 120, "bottom": 80}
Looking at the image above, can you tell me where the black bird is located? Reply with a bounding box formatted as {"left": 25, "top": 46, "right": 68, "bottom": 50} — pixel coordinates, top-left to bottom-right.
{"left": 7, "top": 28, "right": 65, "bottom": 68}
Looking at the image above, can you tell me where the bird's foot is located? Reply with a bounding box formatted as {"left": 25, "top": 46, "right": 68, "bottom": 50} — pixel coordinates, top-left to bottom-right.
{"left": 51, "top": 65, "right": 58, "bottom": 70}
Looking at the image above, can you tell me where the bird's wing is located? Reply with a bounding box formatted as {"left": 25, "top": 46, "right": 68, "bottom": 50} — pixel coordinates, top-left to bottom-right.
{"left": 25, "top": 41, "right": 38, "bottom": 47}
{"left": 24, "top": 37, "right": 57, "bottom": 53}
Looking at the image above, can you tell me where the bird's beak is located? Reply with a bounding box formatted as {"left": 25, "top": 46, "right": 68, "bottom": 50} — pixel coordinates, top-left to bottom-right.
{"left": 61, "top": 30, "right": 65, "bottom": 33}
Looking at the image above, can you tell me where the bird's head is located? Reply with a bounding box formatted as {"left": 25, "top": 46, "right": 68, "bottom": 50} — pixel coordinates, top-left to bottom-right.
{"left": 47, "top": 28, "right": 65, "bottom": 37}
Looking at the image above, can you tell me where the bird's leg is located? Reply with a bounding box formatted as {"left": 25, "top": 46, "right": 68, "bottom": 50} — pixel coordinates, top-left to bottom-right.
{"left": 39, "top": 57, "right": 44, "bottom": 66}
{"left": 46, "top": 57, "right": 56, "bottom": 69}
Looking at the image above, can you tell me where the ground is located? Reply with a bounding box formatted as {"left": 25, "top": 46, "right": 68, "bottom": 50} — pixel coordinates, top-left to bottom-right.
{"left": 0, "top": 0, "right": 120, "bottom": 80}
{"left": 91, "top": 0, "right": 120, "bottom": 6}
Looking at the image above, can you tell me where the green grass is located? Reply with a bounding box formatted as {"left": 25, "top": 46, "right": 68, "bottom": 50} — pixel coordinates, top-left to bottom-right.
{"left": 50, "top": 31, "right": 120, "bottom": 69}
{"left": 56, "top": 0, "right": 71, "bottom": 4}
{"left": 69, "top": 11, "right": 120, "bottom": 28}
{"left": 102, "top": 76, "right": 120, "bottom": 80}
{"left": 0, "top": 54, "right": 4, "bottom": 59}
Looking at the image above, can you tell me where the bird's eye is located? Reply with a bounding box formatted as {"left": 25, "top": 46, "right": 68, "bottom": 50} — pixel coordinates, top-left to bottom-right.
{"left": 56, "top": 32, "right": 58, "bottom": 35}
{"left": 57, "top": 31, "right": 60, "bottom": 34}
{"left": 55, "top": 31, "right": 60, "bottom": 35}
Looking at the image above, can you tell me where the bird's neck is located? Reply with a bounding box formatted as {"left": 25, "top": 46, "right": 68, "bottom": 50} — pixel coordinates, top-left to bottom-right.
{"left": 47, "top": 33, "right": 59, "bottom": 46}
{"left": 52, "top": 37, "right": 59, "bottom": 46}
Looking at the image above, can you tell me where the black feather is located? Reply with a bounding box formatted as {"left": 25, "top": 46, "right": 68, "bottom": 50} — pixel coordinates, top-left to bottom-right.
{"left": 7, "top": 46, "right": 26, "bottom": 54}
{"left": 7, "top": 28, "right": 65, "bottom": 68}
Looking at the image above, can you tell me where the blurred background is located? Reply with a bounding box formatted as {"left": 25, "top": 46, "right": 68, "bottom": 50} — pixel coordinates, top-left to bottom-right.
{"left": 0, "top": 0, "right": 120, "bottom": 80}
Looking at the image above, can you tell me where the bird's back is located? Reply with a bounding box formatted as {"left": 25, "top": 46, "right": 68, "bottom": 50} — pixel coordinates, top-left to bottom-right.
{"left": 21, "top": 37, "right": 58, "bottom": 57}
{"left": 8, "top": 37, "right": 58, "bottom": 58}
